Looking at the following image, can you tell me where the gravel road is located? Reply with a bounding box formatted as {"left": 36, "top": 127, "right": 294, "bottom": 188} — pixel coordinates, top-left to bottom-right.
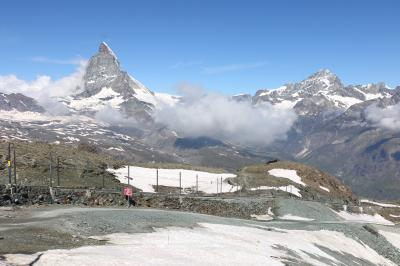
{"left": 0, "top": 206, "right": 399, "bottom": 265}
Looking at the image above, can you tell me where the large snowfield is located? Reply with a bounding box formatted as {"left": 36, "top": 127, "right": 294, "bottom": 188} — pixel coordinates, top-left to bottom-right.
{"left": 4, "top": 223, "right": 397, "bottom": 266}
{"left": 108, "top": 166, "right": 237, "bottom": 194}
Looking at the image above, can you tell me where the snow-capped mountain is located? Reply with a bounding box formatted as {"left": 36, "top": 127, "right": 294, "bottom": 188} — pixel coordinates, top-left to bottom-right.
{"left": 61, "top": 42, "right": 178, "bottom": 121}
{"left": 253, "top": 69, "right": 394, "bottom": 115}
{"left": 252, "top": 70, "right": 400, "bottom": 200}
{"left": 0, "top": 92, "right": 45, "bottom": 113}
{"left": 2, "top": 42, "right": 400, "bottom": 199}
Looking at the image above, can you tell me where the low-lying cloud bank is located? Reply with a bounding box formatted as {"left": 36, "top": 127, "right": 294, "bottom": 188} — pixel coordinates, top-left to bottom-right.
{"left": 155, "top": 84, "right": 297, "bottom": 146}
{"left": 0, "top": 61, "right": 87, "bottom": 115}
{"left": 366, "top": 103, "right": 400, "bottom": 131}
{"left": 0, "top": 70, "right": 297, "bottom": 145}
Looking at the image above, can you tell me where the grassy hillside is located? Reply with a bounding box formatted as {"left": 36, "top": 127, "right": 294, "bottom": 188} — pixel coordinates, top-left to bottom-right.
{"left": 0, "top": 140, "right": 123, "bottom": 188}
{"left": 0, "top": 140, "right": 232, "bottom": 188}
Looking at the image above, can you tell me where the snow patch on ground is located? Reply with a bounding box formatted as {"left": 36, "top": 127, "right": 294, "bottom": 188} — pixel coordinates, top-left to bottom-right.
{"left": 319, "top": 186, "right": 330, "bottom": 192}
{"left": 379, "top": 230, "right": 400, "bottom": 250}
{"left": 251, "top": 213, "right": 273, "bottom": 221}
{"left": 279, "top": 214, "right": 314, "bottom": 221}
{"left": 251, "top": 207, "right": 274, "bottom": 221}
{"left": 250, "top": 185, "right": 302, "bottom": 198}
{"left": 334, "top": 211, "right": 394, "bottom": 225}
{"left": 5, "top": 223, "right": 395, "bottom": 266}
{"left": 268, "top": 168, "right": 306, "bottom": 186}
{"left": 107, "top": 147, "right": 125, "bottom": 152}
{"left": 361, "top": 199, "right": 400, "bottom": 208}
{"left": 108, "top": 166, "right": 236, "bottom": 194}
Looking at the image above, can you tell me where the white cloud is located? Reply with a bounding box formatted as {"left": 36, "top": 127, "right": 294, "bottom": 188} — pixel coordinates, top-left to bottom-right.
{"left": 204, "top": 61, "right": 268, "bottom": 74}
{"left": 155, "top": 83, "right": 297, "bottom": 145}
{"left": 171, "top": 61, "right": 202, "bottom": 69}
{"left": 31, "top": 56, "right": 85, "bottom": 65}
{"left": 366, "top": 103, "right": 400, "bottom": 131}
{"left": 0, "top": 61, "right": 87, "bottom": 114}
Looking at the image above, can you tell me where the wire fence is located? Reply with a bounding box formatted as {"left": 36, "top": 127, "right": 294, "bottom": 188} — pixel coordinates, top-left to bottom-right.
{"left": 0, "top": 143, "right": 356, "bottom": 207}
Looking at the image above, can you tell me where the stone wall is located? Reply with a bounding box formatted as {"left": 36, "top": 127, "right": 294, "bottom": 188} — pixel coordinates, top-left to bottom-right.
{"left": 0, "top": 185, "right": 276, "bottom": 219}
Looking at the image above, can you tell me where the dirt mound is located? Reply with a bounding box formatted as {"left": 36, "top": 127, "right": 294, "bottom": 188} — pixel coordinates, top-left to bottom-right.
{"left": 239, "top": 161, "right": 357, "bottom": 203}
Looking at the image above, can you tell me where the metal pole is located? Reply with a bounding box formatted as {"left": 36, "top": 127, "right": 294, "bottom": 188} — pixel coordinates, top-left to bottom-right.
{"left": 179, "top": 172, "right": 182, "bottom": 195}
{"left": 127, "top": 165, "right": 130, "bottom": 186}
{"left": 239, "top": 177, "right": 241, "bottom": 197}
{"left": 156, "top": 168, "right": 159, "bottom": 192}
{"left": 57, "top": 157, "right": 60, "bottom": 187}
{"left": 13, "top": 147, "right": 16, "bottom": 185}
{"left": 196, "top": 174, "right": 198, "bottom": 194}
{"left": 49, "top": 152, "right": 53, "bottom": 187}
{"left": 216, "top": 178, "right": 219, "bottom": 196}
{"left": 220, "top": 177, "right": 223, "bottom": 194}
{"left": 7, "top": 143, "right": 11, "bottom": 185}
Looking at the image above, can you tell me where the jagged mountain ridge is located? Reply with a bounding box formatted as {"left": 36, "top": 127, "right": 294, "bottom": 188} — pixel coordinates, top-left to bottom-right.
{"left": 1, "top": 42, "right": 400, "bottom": 199}
{"left": 0, "top": 42, "right": 267, "bottom": 170}
{"left": 0, "top": 92, "right": 45, "bottom": 113}
{"left": 60, "top": 42, "right": 178, "bottom": 121}
{"left": 253, "top": 69, "right": 394, "bottom": 115}
{"left": 251, "top": 72, "right": 400, "bottom": 199}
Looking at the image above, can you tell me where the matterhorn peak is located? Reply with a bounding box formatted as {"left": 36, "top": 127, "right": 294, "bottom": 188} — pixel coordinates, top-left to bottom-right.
{"left": 98, "top": 41, "right": 117, "bottom": 58}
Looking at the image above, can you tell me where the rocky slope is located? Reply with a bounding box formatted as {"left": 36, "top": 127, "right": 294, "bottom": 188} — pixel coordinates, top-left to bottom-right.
{"left": 60, "top": 42, "right": 177, "bottom": 122}
{"left": 251, "top": 70, "right": 400, "bottom": 199}
{"left": 0, "top": 92, "right": 45, "bottom": 113}
{"left": 238, "top": 160, "right": 357, "bottom": 203}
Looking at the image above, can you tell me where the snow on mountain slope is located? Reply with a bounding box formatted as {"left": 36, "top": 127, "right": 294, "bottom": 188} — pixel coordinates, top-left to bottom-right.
{"left": 60, "top": 42, "right": 178, "bottom": 118}
{"left": 254, "top": 69, "right": 394, "bottom": 114}
{"left": 65, "top": 87, "right": 125, "bottom": 112}
{"left": 268, "top": 168, "right": 306, "bottom": 186}
{"left": 0, "top": 92, "right": 45, "bottom": 113}
{"left": 250, "top": 185, "right": 302, "bottom": 197}
{"left": 360, "top": 200, "right": 400, "bottom": 208}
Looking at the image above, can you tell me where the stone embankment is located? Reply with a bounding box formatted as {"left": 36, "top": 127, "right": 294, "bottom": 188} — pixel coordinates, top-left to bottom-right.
{"left": 0, "top": 185, "right": 276, "bottom": 219}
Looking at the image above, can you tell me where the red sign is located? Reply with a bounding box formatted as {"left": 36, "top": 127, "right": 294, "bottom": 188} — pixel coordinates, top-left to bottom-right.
{"left": 123, "top": 187, "right": 133, "bottom": 196}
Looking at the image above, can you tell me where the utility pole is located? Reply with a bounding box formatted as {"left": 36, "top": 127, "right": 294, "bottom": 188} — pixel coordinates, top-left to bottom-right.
{"left": 239, "top": 177, "right": 241, "bottom": 197}
{"left": 156, "top": 168, "right": 159, "bottom": 193}
{"left": 57, "top": 157, "right": 60, "bottom": 187}
{"left": 7, "top": 143, "right": 11, "bottom": 185}
{"left": 179, "top": 172, "right": 182, "bottom": 195}
{"left": 127, "top": 165, "right": 131, "bottom": 207}
{"left": 13, "top": 148, "right": 16, "bottom": 185}
{"left": 196, "top": 174, "right": 198, "bottom": 195}
{"left": 49, "top": 152, "right": 53, "bottom": 187}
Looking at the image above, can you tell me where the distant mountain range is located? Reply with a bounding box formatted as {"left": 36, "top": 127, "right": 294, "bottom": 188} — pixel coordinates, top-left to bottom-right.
{"left": 1, "top": 42, "right": 399, "bottom": 199}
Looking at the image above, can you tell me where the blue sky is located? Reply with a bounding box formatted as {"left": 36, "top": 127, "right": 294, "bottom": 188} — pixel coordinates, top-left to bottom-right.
{"left": 0, "top": 0, "right": 399, "bottom": 94}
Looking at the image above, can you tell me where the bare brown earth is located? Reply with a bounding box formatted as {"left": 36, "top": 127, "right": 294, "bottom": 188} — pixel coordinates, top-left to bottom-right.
{"left": 238, "top": 161, "right": 357, "bottom": 203}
